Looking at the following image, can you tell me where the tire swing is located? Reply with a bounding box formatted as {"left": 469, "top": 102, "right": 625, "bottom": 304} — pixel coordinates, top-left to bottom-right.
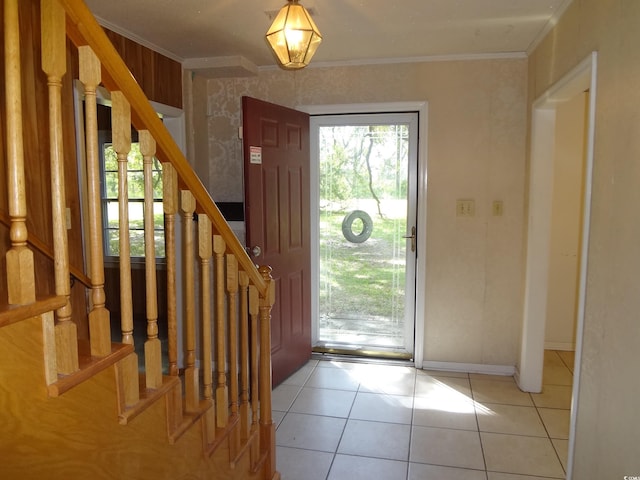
{"left": 341, "top": 210, "right": 373, "bottom": 244}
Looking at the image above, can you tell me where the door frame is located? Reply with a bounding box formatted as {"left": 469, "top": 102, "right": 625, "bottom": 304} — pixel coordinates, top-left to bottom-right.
{"left": 299, "top": 101, "right": 428, "bottom": 368}
{"left": 518, "top": 52, "right": 597, "bottom": 479}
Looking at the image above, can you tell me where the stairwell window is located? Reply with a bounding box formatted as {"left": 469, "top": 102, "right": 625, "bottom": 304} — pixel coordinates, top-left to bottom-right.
{"left": 102, "top": 140, "right": 165, "bottom": 259}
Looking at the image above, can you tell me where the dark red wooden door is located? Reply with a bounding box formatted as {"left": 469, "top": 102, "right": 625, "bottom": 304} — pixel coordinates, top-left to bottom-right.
{"left": 242, "top": 96, "right": 311, "bottom": 387}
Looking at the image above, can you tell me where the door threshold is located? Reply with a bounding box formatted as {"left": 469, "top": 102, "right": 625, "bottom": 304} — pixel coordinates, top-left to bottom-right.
{"left": 312, "top": 343, "right": 413, "bottom": 362}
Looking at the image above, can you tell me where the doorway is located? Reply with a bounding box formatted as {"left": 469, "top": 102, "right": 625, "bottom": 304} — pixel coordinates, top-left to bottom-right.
{"left": 310, "top": 111, "right": 420, "bottom": 359}
{"left": 519, "top": 52, "right": 598, "bottom": 479}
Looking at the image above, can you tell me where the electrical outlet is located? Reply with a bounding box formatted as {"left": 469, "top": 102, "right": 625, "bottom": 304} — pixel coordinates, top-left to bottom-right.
{"left": 456, "top": 199, "right": 475, "bottom": 217}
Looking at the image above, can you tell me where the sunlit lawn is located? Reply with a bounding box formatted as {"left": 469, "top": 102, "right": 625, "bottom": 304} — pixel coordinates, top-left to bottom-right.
{"left": 319, "top": 209, "right": 406, "bottom": 322}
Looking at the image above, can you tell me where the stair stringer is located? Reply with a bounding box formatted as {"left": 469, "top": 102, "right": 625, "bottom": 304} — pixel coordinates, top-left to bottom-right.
{"left": 0, "top": 315, "right": 268, "bottom": 480}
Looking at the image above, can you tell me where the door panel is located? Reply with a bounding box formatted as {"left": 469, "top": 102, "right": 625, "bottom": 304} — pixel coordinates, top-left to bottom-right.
{"left": 242, "top": 96, "right": 311, "bottom": 386}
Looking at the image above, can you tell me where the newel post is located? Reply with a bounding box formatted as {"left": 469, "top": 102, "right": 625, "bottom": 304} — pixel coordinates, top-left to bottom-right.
{"left": 258, "top": 265, "right": 276, "bottom": 477}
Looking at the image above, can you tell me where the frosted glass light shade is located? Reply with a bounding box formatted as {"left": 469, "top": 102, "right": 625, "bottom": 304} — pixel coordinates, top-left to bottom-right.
{"left": 266, "top": 0, "right": 322, "bottom": 69}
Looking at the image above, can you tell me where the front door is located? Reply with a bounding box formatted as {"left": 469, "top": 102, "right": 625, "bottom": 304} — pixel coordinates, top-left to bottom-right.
{"left": 242, "top": 96, "right": 311, "bottom": 386}
{"left": 310, "top": 112, "right": 418, "bottom": 358}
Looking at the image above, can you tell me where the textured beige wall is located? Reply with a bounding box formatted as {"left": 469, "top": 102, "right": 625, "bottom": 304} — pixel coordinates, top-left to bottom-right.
{"left": 191, "top": 58, "right": 528, "bottom": 367}
{"left": 529, "top": 1, "right": 640, "bottom": 477}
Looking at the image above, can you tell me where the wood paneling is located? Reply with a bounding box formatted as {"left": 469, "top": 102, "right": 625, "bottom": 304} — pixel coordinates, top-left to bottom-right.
{"left": 0, "top": 315, "right": 265, "bottom": 480}
{"left": 105, "top": 29, "right": 182, "bottom": 109}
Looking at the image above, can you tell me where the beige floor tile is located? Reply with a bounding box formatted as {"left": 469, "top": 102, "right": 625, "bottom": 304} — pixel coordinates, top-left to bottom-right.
{"left": 272, "top": 384, "right": 302, "bottom": 411}
{"left": 410, "top": 425, "right": 485, "bottom": 470}
{"left": 471, "top": 378, "right": 533, "bottom": 406}
{"left": 469, "top": 373, "right": 515, "bottom": 382}
{"left": 281, "top": 364, "right": 315, "bottom": 386}
{"left": 272, "top": 410, "right": 286, "bottom": 428}
{"left": 328, "top": 454, "right": 408, "bottom": 480}
{"left": 276, "top": 413, "right": 346, "bottom": 452}
{"left": 338, "top": 419, "right": 411, "bottom": 461}
{"left": 531, "top": 385, "right": 572, "bottom": 409}
{"left": 488, "top": 473, "right": 564, "bottom": 480}
{"left": 409, "top": 463, "right": 486, "bottom": 480}
{"left": 413, "top": 395, "right": 478, "bottom": 431}
{"left": 289, "top": 387, "right": 356, "bottom": 418}
{"left": 544, "top": 350, "right": 565, "bottom": 368}
{"left": 415, "top": 374, "right": 472, "bottom": 398}
{"left": 556, "top": 351, "right": 575, "bottom": 372}
{"left": 538, "top": 408, "right": 570, "bottom": 439}
{"left": 552, "top": 438, "right": 569, "bottom": 472}
{"left": 350, "top": 391, "right": 413, "bottom": 424}
{"left": 276, "top": 446, "right": 333, "bottom": 480}
{"left": 356, "top": 364, "right": 416, "bottom": 396}
{"left": 476, "top": 403, "right": 547, "bottom": 437}
{"left": 542, "top": 364, "right": 573, "bottom": 386}
{"left": 481, "top": 432, "right": 565, "bottom": 478}
{"left": 305, "top": 365, "right": 361, "bottom": 390}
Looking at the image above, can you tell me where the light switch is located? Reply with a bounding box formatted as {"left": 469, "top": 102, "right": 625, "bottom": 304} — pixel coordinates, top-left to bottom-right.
{"left": 492, "top": 200, "right": 504, "bottom": 216}
{"left": 456, "top": 199, "right": 475, "bottom": 217}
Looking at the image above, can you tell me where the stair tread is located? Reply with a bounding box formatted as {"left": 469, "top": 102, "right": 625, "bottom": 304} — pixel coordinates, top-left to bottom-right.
{"left": 0, "top": 295, "right": 66, "bottom": 329}
{"left": 48, "top": 339, "right": 134, "bottom": 397}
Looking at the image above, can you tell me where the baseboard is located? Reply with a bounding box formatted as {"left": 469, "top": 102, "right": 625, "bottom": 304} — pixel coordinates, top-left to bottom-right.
{"left": 544, "top": 342, "right": 575, "bottom": 351}
{"left": 422, "top": 360, "right": 515, "bottom": 377}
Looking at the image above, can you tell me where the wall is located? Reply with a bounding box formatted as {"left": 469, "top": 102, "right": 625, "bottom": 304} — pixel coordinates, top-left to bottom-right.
{"left": 188, "top": 58, "right": 528, "bottom": 368}
{"left": 529, "top": 1, "right": 640, "bottom": 477}
{"left": 544, "top": 92, "right": 587, "bottom": 349}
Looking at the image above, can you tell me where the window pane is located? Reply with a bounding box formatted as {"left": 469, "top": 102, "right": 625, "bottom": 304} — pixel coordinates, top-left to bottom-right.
{"left": 103, "top": 144, "right": 118, "bottom": 171}
{"left": 152, "top": 171, "right": 163, "bottom": 199}
{"left": 129, "top": 230, "right": 145, "bottom": 257}
{"left": 155, "top": 230, "right": 166, "bottom": 257}
{"left": 128, "top": 202, "right": 144, "bottom": 229}
{"left": 106, "top": 229, "right": 119, "bottom": 256}
{"left": 128, "top": 143, "right": 143, "bottom": 170}
{"left": 153, "top": 202, "right": 164, "bottom": 229}
{"left": 104, "top": 172, "right": 118, "bottom": 199}
{"left": 105, "top": 201, "right": 119, "bottom": 228}
{"left": 127, "top": 171, "right": 145, "bottom": 199}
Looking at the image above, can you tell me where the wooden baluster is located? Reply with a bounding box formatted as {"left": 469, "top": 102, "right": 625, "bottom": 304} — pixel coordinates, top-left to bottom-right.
{"left": 180, "top": 190, "right": 198, "bottom": 412}
{"left": 238, "top": 271, "right": 251, "bottom": 440}
{"left": 198, "top": 214, "right": 215, "bottom": 440}
{"left": 227, "top": 254, "right": 239, "bottom": 418}
{"left": 140, "top": 130, "right": 162, "bottom": 389}
{"left": 4, "top": 0, "right": 36, "bottom": 306}
{"left": 42, "top": 0, "right": 78, "bottom": 373}
{"left": 226, "top": 254, "right": 240, "bottom": 454}
{"left": 248, "top": 284, "right": 260, "bottom": 459}
{"left": 162, "top": 163, "right": 179, "bottom": 376}
{"left": 78, "top": 46, "right": 111, "bottom": 357}
{"left": 213, "top": 235, "right": 228, "bottom": 427}
{"left": 112, "top": 91, "right": 139, "bottom": 406}
{"left": 258, "top": 266, "right": 276, "bottom": 476}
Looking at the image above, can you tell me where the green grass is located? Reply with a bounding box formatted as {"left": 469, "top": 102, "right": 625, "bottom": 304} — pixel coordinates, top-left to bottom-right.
{"left": 319, "top": 210, "right": 406, "bottom": 321}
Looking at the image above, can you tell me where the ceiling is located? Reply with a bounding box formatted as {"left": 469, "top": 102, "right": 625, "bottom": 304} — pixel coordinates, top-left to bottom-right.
{"left": 85, "top": 0, "right": 572, "bottom": 75}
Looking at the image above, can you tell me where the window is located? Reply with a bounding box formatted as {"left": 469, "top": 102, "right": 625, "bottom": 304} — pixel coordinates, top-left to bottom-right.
{"left": 102, "top": 141, "right": 165, "bottom": 258}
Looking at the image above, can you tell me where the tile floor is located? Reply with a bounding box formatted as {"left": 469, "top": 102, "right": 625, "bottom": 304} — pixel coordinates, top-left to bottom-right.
{"left": 273, "top": 350, "right": 574, "bottom": 480}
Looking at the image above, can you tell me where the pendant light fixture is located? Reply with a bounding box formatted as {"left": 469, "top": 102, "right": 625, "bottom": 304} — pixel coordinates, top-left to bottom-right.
{"left": 266, "top": 0, "right": 322, "bottom": 69}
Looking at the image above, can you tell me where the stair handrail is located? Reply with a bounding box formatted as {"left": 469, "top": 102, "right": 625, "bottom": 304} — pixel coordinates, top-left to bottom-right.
{"left": 58, "top": 0, "right": 266, "bottom": 295}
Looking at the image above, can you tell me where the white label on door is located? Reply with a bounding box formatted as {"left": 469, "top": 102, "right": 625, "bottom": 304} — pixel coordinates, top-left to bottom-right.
{"left": 250, "top": 146, "right": 262, "bottom": 164}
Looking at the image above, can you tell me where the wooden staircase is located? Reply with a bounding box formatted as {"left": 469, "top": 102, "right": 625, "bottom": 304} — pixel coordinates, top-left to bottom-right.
{"left": 0, "top": 0, "right": 279, "bottom": 479}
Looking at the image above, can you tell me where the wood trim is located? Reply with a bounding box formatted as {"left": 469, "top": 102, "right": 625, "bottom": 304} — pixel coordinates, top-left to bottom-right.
{"left": 60, "top": 0, "right": 266, "bottom": 296}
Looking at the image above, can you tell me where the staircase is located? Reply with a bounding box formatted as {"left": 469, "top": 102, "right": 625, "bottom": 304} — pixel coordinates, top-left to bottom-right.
{"left": 0, "top": 0, "right": 279, "bottom": 478}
